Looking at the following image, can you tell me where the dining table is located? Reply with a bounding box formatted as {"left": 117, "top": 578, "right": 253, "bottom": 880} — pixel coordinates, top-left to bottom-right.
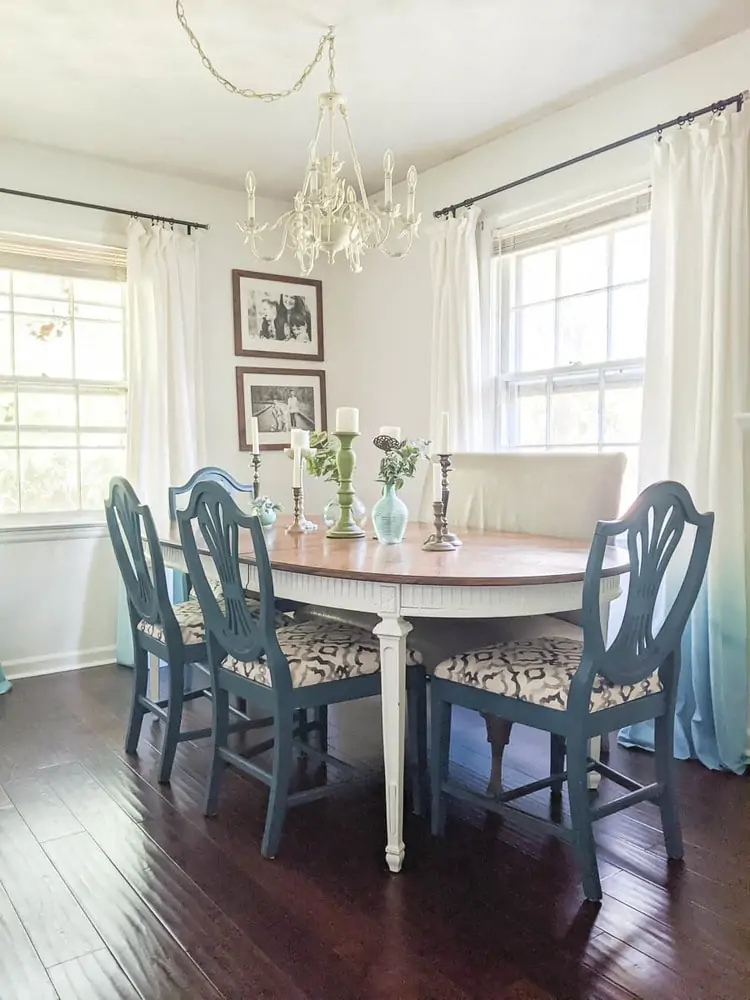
{"left": 158, "top": 516, "right": 628, "bottom": 873}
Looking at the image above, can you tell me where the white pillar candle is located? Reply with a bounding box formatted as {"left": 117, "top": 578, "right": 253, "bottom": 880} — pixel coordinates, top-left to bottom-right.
{"left": 379, "top": 425, "right": 402, "bottom": 440}
{"left": 336, "top": 407, "right": 359, "bottom": 434}
{"left": 250, "top": 416, "right": 260, "bottom": 454}
{"left": 290, "top": 428, "right": 309, "bottom": 453}
{"left": 433, "top": 460, "right": 443, "bottom": 502}
{"left": 437, "top": 411, "right": 450, "bottom": 455}
{"left": 292, "top": 448, "right": 302, "bottom": 489}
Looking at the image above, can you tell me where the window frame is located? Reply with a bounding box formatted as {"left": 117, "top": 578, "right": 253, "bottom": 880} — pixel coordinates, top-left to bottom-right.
{"left": 493, "top": 210, "right": 649, "bottom": 489}
{"left": 0, "top": 248, "right": 127, "bottom": 530}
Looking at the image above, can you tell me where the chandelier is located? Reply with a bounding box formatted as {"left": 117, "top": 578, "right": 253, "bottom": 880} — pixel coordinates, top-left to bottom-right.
{"left": 176, "top": 7, "right": 420, "bottom": 275}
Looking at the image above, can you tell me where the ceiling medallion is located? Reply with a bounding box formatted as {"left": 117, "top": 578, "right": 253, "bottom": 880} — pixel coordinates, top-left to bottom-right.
{"left": 176, "top": 6, "right": 420, "bottom": 275}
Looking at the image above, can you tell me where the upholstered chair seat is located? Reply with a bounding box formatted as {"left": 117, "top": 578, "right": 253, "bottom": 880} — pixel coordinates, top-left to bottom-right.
{"left": 222, "top": 619, "right": 423, "bottom": 688}
{"left": 136, "top": 595, "right": 289, "bottom": 647}
{"left": 433, "top": 636, "right": 663, "bottom": 713}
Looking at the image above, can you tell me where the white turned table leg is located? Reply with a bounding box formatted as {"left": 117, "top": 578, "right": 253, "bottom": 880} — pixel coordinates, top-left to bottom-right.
{"left": 588, "top": 596, "right": 612, "bottom": 790}
{"left": 374, "top": 614, "right": 412, "bottom": 874}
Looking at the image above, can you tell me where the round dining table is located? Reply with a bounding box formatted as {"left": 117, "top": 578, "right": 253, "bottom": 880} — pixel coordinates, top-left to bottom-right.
{"left": 159, "top": 517, "right": 627, "bottom": 873}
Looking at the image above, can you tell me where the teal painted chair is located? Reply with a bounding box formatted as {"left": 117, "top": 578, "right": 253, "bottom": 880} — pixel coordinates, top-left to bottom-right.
{"left": 105, "top": 477, "right": 278, "bottom": 784}
{"left": 177, "top": 480, "right": 428, "bottom": 859}
{"left": 168, "top": 466, "right": 257, "bottom": 522}
{"left": 429, "top": 481, "right": 714, "bottom": 902}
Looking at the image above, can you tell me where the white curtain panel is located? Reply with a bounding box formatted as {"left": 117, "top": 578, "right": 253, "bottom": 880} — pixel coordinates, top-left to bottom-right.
{"left": 126, "top": 220, "right": 205, "bottom": 528}
{"left": 429, "top": 206, "right": 484, "bottom": 451}
{"left": 633, "top": 109, "right": 750, "bottom": 772}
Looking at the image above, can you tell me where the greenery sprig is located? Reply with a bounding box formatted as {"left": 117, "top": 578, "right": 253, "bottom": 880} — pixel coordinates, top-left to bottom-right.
{"left": 375, "top": 438, "right": 429, "bottom": 491}
{"left": 304, "top": 431, "right": 340, "bottom": 484}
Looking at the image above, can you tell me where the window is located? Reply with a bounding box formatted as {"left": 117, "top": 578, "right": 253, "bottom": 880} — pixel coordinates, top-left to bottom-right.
{"left": 496, "top": 198, "right": 650, "bottom": 507}
{"left": 0, "top": 238, "right": 127, "bottom": 518}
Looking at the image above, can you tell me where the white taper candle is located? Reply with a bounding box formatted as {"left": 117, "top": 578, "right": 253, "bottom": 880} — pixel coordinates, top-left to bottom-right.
{"left": 250, "top": 417, "right": 260, "bottom": 454}
{"left": 437, "top": 411, "right": 450, "bottom": 454}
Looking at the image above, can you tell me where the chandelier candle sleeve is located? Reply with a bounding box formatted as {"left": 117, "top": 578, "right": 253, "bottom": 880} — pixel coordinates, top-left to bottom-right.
{"left": 336, "top": 407, "right": 359, "bottom": 434}
{"left": 379, "top": 425, "right": 401, "bottom": 440}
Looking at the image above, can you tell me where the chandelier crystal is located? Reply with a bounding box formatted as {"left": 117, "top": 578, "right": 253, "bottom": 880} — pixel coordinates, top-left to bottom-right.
{"left": 240, "top": 32, "right": 420, "bottom": 276}
{"left": 175, "top": 4, "right": 419, "bottom": 275}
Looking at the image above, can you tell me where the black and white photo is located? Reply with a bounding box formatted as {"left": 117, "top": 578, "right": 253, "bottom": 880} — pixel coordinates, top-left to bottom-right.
{"left": 236, "top": 367, "right": 327, "bottom": 451}
{"left": 233, "top": 269, "right": 324, "bottom": 361}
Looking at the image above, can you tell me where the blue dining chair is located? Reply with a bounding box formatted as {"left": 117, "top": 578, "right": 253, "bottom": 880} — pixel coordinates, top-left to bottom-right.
{"left": 176, "top": 480, "right": 428, "bottom": 859}
{"left": 105, "top": 477, "right": 279, "bottom": 783}
{"left": 168, "top": 466, "right": 257, "bottom": 523}
{"left": 429, "top": 481, "right": 714, "bottom": 902}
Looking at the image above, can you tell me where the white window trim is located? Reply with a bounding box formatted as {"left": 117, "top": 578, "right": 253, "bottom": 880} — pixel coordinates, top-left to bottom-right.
{"left": 490, "top": 196, "right": 650, "bottom": 464}
{"left": 0, "top": 234, "right": 127, "bottom": 526}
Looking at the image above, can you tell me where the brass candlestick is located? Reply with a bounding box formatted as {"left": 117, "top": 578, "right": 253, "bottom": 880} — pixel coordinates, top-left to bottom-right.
{"left": 326, "top": 431, "right": 366, "bottom": 538}
{"left": 251, "top": 453, "right": 261, "bottom": 499}
{"left": 422, "top": 500, "right": 457, "bottom": 551}
{"left": 438, "top": 453, "right": 462, "bottom": 546}
{"left": 283, "top": 448, "right": 317, "bottom": 533}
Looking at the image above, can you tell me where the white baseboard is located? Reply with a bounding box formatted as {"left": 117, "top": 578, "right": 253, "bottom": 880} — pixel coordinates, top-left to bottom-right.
{"left": 4, "top": 646, "right": 117, "bottom": 680}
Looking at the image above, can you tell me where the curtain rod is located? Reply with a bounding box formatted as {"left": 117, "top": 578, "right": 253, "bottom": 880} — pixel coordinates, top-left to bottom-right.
{"left": 0, "top": 187, "right": 210, "bottom": 232}
{"left": 434, "top": 90, "right": 748, "bottom": 219}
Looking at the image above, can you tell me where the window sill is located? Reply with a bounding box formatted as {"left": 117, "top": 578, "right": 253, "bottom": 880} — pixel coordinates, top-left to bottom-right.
{"left": 0, "top": 519, "right": 108, "bottom": 544}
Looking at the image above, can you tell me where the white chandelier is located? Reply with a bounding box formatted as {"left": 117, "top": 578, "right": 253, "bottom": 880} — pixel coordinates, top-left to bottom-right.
{"left": 176, "top": 8, "right": 420, "bottom": 276}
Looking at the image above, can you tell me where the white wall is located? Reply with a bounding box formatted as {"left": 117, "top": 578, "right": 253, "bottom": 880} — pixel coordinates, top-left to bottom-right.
{"left": 321, "top": 29, "right": 750, "bottom": 512}
{"left": 0, "top": 141, "right": 323, "bottom": 677}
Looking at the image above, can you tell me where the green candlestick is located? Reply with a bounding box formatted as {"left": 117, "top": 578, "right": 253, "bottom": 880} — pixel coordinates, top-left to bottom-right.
{"left": 326, "top": 431, "right": 366, "bottom": 538}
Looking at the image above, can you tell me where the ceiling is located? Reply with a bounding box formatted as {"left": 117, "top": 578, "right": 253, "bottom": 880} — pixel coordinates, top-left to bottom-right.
{"left": 2, "top": 0, "right": 750, "bottom": 199}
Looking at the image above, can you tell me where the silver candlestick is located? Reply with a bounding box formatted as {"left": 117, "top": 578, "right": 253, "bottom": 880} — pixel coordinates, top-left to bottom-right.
{"left": 438, "top": 453, "right": 462, "bottom": 546}
{"left": 422, "top": 500, "right": 457, "bottom": 551}
{"left": 251, "top": 452, "right": 261, "bottom": 499}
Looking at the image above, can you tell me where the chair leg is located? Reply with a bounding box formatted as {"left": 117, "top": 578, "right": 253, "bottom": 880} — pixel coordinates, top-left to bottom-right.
{"left": 654, "top": 712, "right": 683, "bottom": 860}
{"left": 430, "top": 692, "right": 452, "bottom": 836}
{"left": 204, "top": 682, "right": 230, "bottom": 817}
{"left": 315, "top": 705, "right": 328, "bottom": 754}
{"left": 566, "top": 735, "right": 601, "bottom": 902}
{"left": 407, "top": 669, "right": 427, "bottom": 817}
{"left": 261, "top": 711, "right": 295, "bottom": 859}
{"left": 550, "top": 734, "right": 566, "bottom": 797}
{"left": 483, "top": 713, "right": 513, "bottom": 796}
{"left": 297, "top": 707, "right": 310, "bottom": 744}
{"left": 124, "top": 645, "right": 149, "bottom": 756}
{"left": 159, "top": 660, "right": 185, "bottom": 784}
{"left": 600, "top": 731, "right": 611, "bottom": 762}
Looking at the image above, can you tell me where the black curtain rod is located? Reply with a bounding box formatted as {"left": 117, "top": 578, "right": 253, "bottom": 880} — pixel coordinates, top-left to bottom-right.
{"left": 0, "top": 187, "right": 210, "bottom": 232}
{"left": 434, "top": 90, "right": 747, "bottom": 219}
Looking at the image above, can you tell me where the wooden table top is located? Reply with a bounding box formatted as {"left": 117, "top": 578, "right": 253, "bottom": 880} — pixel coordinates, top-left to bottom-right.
{"left": 162, "top": 516, "right": 629, "bottom": 588}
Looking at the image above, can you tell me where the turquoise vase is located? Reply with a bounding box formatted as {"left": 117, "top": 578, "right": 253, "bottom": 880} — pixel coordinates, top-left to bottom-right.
{"left": 372, "top": 485, "right": 409, "bottom": 544}
{"left": 258, "top": 509, "right": 277, "bottom": 527}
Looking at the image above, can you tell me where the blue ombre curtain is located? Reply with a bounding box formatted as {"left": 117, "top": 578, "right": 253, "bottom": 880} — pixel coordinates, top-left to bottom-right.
{"left": 620, "top": 108, "right": 750, "bottom": 774}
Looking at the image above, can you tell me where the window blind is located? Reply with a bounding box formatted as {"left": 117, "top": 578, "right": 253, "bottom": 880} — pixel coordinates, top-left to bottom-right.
{"left": 0, "top": 232, "right": 126, "bottom": 280}
{"left": 491, "top": 190, "right": 651, "bottom": 257}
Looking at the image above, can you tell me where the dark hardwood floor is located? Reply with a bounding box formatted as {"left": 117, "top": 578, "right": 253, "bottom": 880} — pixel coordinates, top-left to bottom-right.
{"left": 0, "top": 665, "right": 748, "bottom": 1000}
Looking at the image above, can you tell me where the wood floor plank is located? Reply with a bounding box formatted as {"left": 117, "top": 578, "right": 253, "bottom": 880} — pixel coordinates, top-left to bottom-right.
{"left": 44, "top": 832, "right": 224, "bottom": 1000}
{"left": 0, "top": 807, "right": 103, "bottom": 967}
{"left": 48, "top": 950, "right": 142, "bottom": 1000}
{"left": 0, "top": 883, "right": 59, "bottom": 1000}
{"left": 4, "top": 774, "right": 84, "bottom": 842}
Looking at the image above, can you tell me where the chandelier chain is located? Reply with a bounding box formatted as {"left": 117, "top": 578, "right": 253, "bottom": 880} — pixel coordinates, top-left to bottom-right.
{"left": 175, "top": 1, "right": 334, "bottom": 103}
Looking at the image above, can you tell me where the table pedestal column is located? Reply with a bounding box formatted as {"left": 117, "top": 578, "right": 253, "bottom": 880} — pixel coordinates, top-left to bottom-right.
{"left": 374, "top": 614, "right": 412, "bottom": 873}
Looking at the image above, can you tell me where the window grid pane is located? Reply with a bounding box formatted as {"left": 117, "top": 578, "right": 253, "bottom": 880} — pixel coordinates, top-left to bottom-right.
{"left": 501, "top": 216, "right": 648, "bottom": 511}
{"left": 2, "top": 267, "right": 126, "bottom": 514}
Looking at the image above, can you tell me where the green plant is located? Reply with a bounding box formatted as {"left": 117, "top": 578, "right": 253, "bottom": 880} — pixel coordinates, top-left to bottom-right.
{"left": 248, "top": 496, "right": 282, "bottom": 515}
{"left": 376, "top": 438, "right": 429, "bottom": 491}
{"left": 304, "top": 431, "right": 340, "bottom": 484}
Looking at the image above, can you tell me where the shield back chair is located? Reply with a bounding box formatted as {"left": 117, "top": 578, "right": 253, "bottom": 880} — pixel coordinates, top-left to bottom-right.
{"left": 176, "top": 480, "right": 428, "bottom": 858}
{"left": 429, "top": 480, "right": 714, "bottom": 901}
{"left": 417, "top": 451, "right": 626, "bottom": 792}
{"left": 105, "top": 477, "right": 278, "bottom": 784}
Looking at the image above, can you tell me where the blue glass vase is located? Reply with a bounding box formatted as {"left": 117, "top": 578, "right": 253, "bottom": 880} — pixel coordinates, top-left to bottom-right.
{"left": 372, "top": 484, "right": 409, "bottom": 544}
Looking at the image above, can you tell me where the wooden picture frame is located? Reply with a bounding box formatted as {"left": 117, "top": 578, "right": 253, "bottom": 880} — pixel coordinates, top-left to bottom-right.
{"left": 236, "top": 367, "right": 328, "bottom": 452}
{"left": 232, "top": 269, "right": 324, "bottom": 362}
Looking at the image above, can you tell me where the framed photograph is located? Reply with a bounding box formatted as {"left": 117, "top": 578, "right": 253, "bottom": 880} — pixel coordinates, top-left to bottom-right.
{"left": 236, "top": 367, "right": 328, "bottom": 452}
{"left": 232, "top": 269, "right": 324, "bottom": 362}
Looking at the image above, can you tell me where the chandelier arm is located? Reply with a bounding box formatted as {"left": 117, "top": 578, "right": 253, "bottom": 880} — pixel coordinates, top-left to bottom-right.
{"left": 176, "top": 2, "right": 334, "bottom": 103}
{"left": 378, "top": 227, "right": 418, "bottom": 258}
{"left": 239, "top": 214, "right": 295, "bottom": 263}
